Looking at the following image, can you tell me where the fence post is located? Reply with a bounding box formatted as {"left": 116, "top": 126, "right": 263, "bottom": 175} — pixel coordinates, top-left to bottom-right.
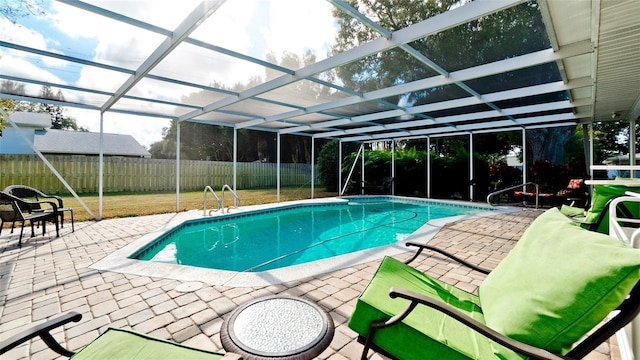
{"left": 0, "top": 155, "right": 314, "bottom": 194}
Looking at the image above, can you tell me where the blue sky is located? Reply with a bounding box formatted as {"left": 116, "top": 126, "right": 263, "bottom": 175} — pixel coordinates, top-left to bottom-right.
{"left": 13, "top": 2, "right": 98, "bottom": 85}
{"left": 2, "top": 0, "right": 338, "bottom": 147}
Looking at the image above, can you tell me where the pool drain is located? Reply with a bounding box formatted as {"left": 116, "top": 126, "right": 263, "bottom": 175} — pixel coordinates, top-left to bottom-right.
{"left": 175, "top": 281, "right": 203, "bottom": 292}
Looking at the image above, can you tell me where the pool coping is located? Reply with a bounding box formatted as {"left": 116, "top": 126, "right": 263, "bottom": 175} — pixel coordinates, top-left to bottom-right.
{"left": 89, "top": 196, "right": 518, "bottom": 287}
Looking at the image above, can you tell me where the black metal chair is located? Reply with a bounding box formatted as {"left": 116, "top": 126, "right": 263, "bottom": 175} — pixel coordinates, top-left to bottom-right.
{"left": 4, "top": 185, "right": 74, "bottom": 232}
{"left": 367, "top": 176, "right": 394, "bottom": 194}
{"left": 0, "top": 312, "right": 242, "bottom": 359}
{"left": 0, "top": 191, "right": 59, "bottom": 246}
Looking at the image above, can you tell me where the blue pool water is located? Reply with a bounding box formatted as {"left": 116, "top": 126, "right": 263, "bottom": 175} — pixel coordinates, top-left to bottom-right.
{"left": 131, "top": 197, "right": 491, "bottom": 272}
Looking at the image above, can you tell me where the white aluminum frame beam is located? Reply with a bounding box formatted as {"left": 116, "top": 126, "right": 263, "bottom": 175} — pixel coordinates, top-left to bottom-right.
{"left": 302, "top": 40, "right": 588, "bottom": 122}
{"left": 100, "top": 0, "right": 225, "bottom": 112}
{"left": 275, "top": 43, "right": 592, "bottom": 135}
{"left": 337, "top": 113, "right": 579, "bottom": 142}
{"left": 328, "top": 0, "right": 523, "bottom": 124}
{"left": 180, "top": 0, "right": 526, "bottom": 123}
{"left": 0, "top": 109, "right": 97, "bottom": 220}
{"left": 470, "top": 133, "right": 474, "bottom": 200}
{"left": 98, "top": 113, "right": 104, "bottom": 219}
{"left": 314, "top": 101, "right": 582, "bottom": 139}
{"left": 280, "top": 77, "right": 592, "bottom": 135}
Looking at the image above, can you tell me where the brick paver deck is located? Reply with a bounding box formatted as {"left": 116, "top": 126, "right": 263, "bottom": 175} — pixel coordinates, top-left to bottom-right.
{"left": 0, "top": 208, "right": 617, "bottom": 359}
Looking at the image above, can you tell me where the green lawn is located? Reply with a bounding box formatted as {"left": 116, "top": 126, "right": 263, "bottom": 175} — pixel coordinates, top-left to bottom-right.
{"left": 60, "top": 188, "right": 338, "bottom": 222}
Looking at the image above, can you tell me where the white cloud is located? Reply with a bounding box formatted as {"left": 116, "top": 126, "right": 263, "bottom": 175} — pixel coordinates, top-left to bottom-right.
{"left": 191, "top": 0, "right": 337, "bottom": 68}
{"left": 4, "top": 0, "right": 338, "bottom": 149}
{"left": 264, "top": 0, "right": 337, "bottom": 62}
{"left": 0, "top": 18, "right": 72, "bottom": 76}
{"left": 0, "top": 49, "right": 66, "bottom": 95}
{"left": 49, "top": 2, "right": 166, "bottom": 67}
{"left": 0, "top": 17, "right": 47, "bottom": 49}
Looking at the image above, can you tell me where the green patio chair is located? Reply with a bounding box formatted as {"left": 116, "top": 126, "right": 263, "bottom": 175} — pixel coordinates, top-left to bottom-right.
{"left": 561, "top": 180, "right": 640, "bottom": 233}
{"left": 348, "top": 208, "right": 640, "bottom": 360}
{"left": 0, "top": 312, "right": 242, "bottom": 359}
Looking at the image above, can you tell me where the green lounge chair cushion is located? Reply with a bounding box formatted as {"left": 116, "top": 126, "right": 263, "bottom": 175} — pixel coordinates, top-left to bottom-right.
{"left": 584, "top": 183, "right": 640, "bottom": 232}
{"left": 559, "top": 204, "right": 585, "bottom": 218}
{"left": 71, "top": 328, "right": 228, "bottom": 360}
{"left": 560, "top": 182, "right": 640, "bottom": 233}
{"left": 480, "top": 207, "right": 640, "bottom": 354}
{"left": 348, "top": 256, "right": 525, "bottom": 360}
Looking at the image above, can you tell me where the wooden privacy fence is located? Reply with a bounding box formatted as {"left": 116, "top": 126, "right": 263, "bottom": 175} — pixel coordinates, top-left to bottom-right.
{"left": 0, "top": 155, "right": 318, "bottom": 194}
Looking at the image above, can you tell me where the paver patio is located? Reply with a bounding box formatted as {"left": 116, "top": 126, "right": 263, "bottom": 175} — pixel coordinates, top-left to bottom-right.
{"left": 0, "top": 207, "right": 618, "bottom": 359}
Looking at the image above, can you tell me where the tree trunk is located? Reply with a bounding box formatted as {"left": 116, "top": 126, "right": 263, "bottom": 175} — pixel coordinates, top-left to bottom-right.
{"left": 527, "top": 126, "right": 576, "bottom": 165}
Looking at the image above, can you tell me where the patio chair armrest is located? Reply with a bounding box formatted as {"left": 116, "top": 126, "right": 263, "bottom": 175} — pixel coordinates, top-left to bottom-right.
{"left": 39, "top": 194, "right": 64, "bottom": 207}
{"left": 387, "top": 287, "right": 566, "bottom": 360}
{"left": 0, "top": 311, "right": 82, "bottom": 357}
{"left": 32, "top": 200, "right": 59, "bottom": 213}
{"left": 404, "top": 241, "right": 491, "bottom": 274}
{"left": 568, "top": 218, "right": 596, "bottom": 227}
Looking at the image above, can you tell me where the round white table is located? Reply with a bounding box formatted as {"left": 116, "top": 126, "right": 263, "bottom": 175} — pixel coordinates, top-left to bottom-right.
{"left": 220, "top": 296, "right": 334, "bottom": 359}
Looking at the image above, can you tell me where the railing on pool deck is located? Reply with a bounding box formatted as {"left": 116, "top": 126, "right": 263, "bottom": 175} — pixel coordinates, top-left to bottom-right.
{"left": 486, "top": 182, "right": 540, "bottom": 208}
{"left": 221, "top": 184, "right": 240, "bottom": 213}
{"left": 204, "top": 186, "right": 222, "bottom": 215}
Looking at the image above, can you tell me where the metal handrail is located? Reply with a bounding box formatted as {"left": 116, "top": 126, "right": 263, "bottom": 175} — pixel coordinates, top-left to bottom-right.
{"left": 203, "top": 186, "right": 221, "bottom": 216}
{"left": 341, "top": 144, "right": 364, "bottom": 196}
{"left": 486, "top": 182, "right": 540, "bottom": 208}
{"left": 221, "top": 184, "right": 240, "bottom": 213}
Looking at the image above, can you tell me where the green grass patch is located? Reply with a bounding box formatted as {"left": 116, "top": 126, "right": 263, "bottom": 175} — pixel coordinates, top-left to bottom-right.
{"left": 59, "top": 188, "right": 337, "bottom": 222}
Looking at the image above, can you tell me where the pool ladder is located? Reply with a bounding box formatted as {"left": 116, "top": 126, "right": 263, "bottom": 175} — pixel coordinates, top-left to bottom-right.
{"left": 203, "top": 186, "right": 221, "bottom": 215}
{"left": 221, "top": 184, "right": 240, "bottom": 213}
{"left": 203, "top": 185, "right": 240, "bottom": 215}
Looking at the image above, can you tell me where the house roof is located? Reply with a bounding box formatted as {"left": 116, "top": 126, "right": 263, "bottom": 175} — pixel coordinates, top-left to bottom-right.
{"left": 34, "top": 130, "right": 151, "bottom": 157}
{"left": 8, "top": 112, "right": 51, "bottom": 129}
{"left": 0, "top": 0, "right": 639, "bottom": 142}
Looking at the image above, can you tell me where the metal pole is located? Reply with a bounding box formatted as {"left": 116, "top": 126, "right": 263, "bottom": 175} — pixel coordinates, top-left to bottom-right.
{"left": 341, "top": 144, "right": 363, "bottom": 195}
{"left": 582, "top": 123, "right": 591, "bottom": 177}
{"left": 0, "top": 108, "right": 97, "bottom": 219}
{"left": 277, "top": 132, "right": 281, "bottom": 202}
{"left": 311, "top": 137, "right": 315, "bottom": 199}
{"left": 361, "top": 143, "right": 365, "bottom": 195}
{"left": 176, "top": 121, "right": 181, "bottom": 212}
{"left": 427, "top": 137, "right": 431, "bottom": 198}
{"left": 233, "top": 127, "right": 238, "bottom": 190}
{"left": 522, "top": 128, "right": 527, "bottom": 185}
{"left": 630, "top": 119, "right": 637, "bottom": 178}
{"left": 99, "top": 112, "right": 104, "bottom": 219}
{"left": 391, "top": 140, "right": 396, "bottom": 195}
{"left": 628, "top": 119, "right": 640, "bottom": 359}
{"left": 590, "top": 123, "right": 595, "bottom": 181}
{"left": 338, "top": 140, "right": 343, "bottom": 196}
{"left": 469, "top": 133, "right": 474, "bottom": 201}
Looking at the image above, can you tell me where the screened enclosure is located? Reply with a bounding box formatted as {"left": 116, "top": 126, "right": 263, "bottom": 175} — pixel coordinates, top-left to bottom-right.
{"left": 1, "top": 0, "right": 639, "bottom": 215}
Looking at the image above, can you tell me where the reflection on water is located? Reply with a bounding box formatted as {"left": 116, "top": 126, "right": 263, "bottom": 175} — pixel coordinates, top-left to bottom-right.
{"left": 135, "top": 199, "right": 488, "bottom": 272}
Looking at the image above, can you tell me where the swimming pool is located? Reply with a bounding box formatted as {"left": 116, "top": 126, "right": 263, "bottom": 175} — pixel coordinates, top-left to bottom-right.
{"left": 130, "top": 197, "right": 493, "bottom": 273}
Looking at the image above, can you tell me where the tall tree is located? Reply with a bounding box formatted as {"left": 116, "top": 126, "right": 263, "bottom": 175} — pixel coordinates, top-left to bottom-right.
{"left": 152, "top": 51, "right": 327, "bottom": 161}
{"left": 6, "top": 85, "right": 88, "bottom": 131}
{"left": 528, "top": 126, "right": 575, "bottom": 164}
{"left": 1, "top": 81, "right": 22, "bottom": 133}
{"left": 0, "top": 0, "right": 44, "bottom": 22}
{"left": 331, "top": 0, "right": 572, "bottom": 164}
{"left": 591, "top": 121, "right": 640, "bottom": 162}
{"left": 0, "top": 98, "right": 15, "bottom": 134}
{"left": 0, "top": 79, "right": 26, "bottom": 95}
